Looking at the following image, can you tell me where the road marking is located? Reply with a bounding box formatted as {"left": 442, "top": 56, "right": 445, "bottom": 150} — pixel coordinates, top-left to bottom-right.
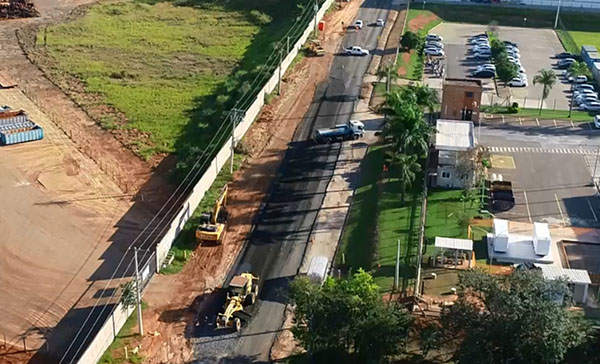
{"left": 555, "top": 193, "right": 566, "bottom": 226}
{"left": 553, "top": 119, "right": 557, "bottom": 127}
{"left": 535, "top": 118, "right": 540, "bottom": 126}
{"left": 502, "top": 115, "right": 505, "bottom": 124}
{"left": 570, "top": 119, "right": 575, "bottom": 128}
{"left": 523, "top": 190, "right": 532, "bottom": 223}
{"left": 587, "top": 197, "right": 598, "bottom": 222}
{"left": 519, "top": 117, "right": 522, "bottom": 125}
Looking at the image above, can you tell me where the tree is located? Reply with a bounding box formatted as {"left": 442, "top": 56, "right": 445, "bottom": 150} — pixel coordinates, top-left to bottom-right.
{"left": 386, "top": 151, "right": 421, "bottom": 202}
{"left": 376, "top": 64, "right": 398, "bottom": 93}
{"left": 569, "top": 60, "right": 592, "bottom": 80}
{"left": 443, "top": 269, "right": 589, "bottom": 364}
{"left": 419, "top": 321, "right": 443, "bottom": 358}
{"left": 495, "top": 58, "right": 518, "bottom": 86}
{"left": 533, "top": 69, "right": 557, "bottom": 115}
{"left": 289, "top": 270, "right": 413, "bottom": 362}
{"left": 408, "top": 84, "right": 439, "bottom": 113}
{"left": 490, "top": 38, "right": 506, "bottom": 58}
{"left": 400, "top": 30, "right": 421, "bottom": 51}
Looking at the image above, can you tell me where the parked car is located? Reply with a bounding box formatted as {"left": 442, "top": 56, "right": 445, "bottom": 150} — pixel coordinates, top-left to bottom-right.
{"left": 575, "top": 84, "right": 595, "bottom": 92}
{"left": 507, "top": 50, "right": 521, "bottom": 58}
{"left": 507, "top": 57, "right": 521, "bottom": 66}
{"left": 474, "top": 52, "right": 492, "bottom": 60}
{"left": 344, "top": 46, "right": 369, "bottom": 56}
{"left": 595, "top": 115, "right": 600, "bottom": 129}
{"left": 576, "top": 75, "right": 588, "bottom": 83}
{"left": 517, "top": 65, "right": 526, "bottom": 74}
{"left": 471, "top": 69, "right": 495, "bottom": 78}
{"left": 573, "top": 88, "right": 597, "bottom": 97}
{"left": 471, "top": 39, "right": 490, "bottom": 47}
{"left": 426, "top": 34, "right": 443, "bottom": 42}
{"left": 424, "top": 48, "right": 445, "bottom": 57}
{"left": 473, "top": 46, "right": 491, "bottom": 54}
{"left": 376, "top": 18, "right": 385, "bottom": 26}
{"left": 506, "top": 45, "right": 520, "bottom": 52}
{"left": 353, "top": 20, "right": 363, "bottom": 29}
{"left": 508, "top": 75, "right": 528, "bottom": 87}
{"left": 503, "top": 40, "right": 518, "bottom": 47}
{"left": 477, "top": 63, "right": 496, "bottom": 72}
{"left": 426, "top": 41, "right": 444, "bottom": 49}
{"left": 579, "top": 101, "right": 600, "bottom": 111}
{"left": 555, "top": 52, "right": 577, "bottom": 59}
{"left": 558, "top": 58, "right": 576, "bottom": 69}
{"left": 575, "top": 95, "right": 599, "bottom": 105}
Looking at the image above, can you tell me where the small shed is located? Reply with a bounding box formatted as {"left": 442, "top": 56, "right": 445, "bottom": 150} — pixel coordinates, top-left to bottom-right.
{"left": 539, "top": 265, "right": 591, "bottom": 304}
{"left": 434, "top": 237, "right": 474, "bottom": 269}
{"left": 307, "top": 256, "right": 328, "bottom": 285}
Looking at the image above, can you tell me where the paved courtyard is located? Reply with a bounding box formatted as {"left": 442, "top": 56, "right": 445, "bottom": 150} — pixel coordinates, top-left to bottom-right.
{"left": 480, "top": 120, "right": 600, "bottom": 228}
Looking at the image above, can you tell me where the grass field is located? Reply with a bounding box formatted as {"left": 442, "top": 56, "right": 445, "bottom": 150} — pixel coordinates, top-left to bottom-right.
{"left": 337, "top": 145, "right": 423, "bottom": 293}
{"left": 397, "top": 9, "right": 441, "bottom": 80}
{"left": 39, "top": 0, "right": 309, "bottom": 161}
{"left": 481, "top": 105, "right": 596, "bottom": 121}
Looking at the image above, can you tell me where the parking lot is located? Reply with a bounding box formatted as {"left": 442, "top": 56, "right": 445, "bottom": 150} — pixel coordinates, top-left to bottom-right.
{"left": 480, "top": 121, "right": 600, "bottom": 228}
{"left": 432, "top": 23, "right": 571, "bottom": 110}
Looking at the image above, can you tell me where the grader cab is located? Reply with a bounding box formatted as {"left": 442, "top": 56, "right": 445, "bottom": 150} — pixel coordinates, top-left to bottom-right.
{"left": 216, "top": 273, "right": 259, "bottom": 332}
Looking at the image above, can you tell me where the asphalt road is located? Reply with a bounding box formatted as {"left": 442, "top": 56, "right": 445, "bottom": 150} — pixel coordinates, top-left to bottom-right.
{"left": 192, "top": 1, "right": 392, "bottom": 362}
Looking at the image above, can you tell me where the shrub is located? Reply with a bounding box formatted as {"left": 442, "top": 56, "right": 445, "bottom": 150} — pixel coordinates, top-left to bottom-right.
{"left": 249, "top": 10, "right": 272, "bottom": 25}
{"left": 508, "top": 102, "right": 519, "bottom": 113}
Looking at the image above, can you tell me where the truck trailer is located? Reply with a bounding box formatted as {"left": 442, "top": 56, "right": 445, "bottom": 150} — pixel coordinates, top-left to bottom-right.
{"left": 314, "top": 120, "right": 364, "bottom": 144}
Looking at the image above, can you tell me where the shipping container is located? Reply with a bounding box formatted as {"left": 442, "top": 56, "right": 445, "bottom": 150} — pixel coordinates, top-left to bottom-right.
{"left": 581, "top": 45, "right": 598, "bottom": 59}
{"left": 593, "top": 62, "right": 600, "bottom": 87}
{"left": 0, "top": 126, "right": 43, "bottom": 145}
{"left": 585, "top": 51, "right": 600, "bottom": 68}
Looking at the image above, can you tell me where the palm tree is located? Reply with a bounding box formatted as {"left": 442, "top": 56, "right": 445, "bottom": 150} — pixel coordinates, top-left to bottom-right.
{"left": 532, "top": 69, "right": 557, "bottom": 116}
{"left": 402, "top": 120, "right": 433, "bottom": 156}
{"left": 386, "top": 151, "right": 421, "bottom": 202}
{"left": 376, "top": 64, "right": 398, "bottom": 93}
{"left": 408, "top": 84, "right": 439, "bottom": 113}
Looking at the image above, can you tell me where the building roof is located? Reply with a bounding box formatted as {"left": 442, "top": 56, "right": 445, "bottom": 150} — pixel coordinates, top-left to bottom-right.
{"left": 435, "top": 119, "right": 475, "bottom": 151}
{"left": 493, "top": 218, "right": 509, "bottom": 236}
{"left": 583, "top": 45, "right": 598, "bottom": 52}
{"left": 444, "top": 78, "right": 482, "bottom": 88}
{"left": 533, "top": 222, "right": 550, "bottom": 240}
{"left": 488, "top": 233, "right": 554, "bottom": 264}
{"left": 435, "top": 237, "right": 473, "bottom": 251}
{"left": 539, "top": 265, "right": 591, "bottom": 285}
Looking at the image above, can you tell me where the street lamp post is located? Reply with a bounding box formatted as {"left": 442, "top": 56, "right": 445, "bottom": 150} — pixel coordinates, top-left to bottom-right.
{"left": 554, "top": 0, "right": 562, "bottom": 29}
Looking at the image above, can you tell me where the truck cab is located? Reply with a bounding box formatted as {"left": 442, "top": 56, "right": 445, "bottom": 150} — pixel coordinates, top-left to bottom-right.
{"left": 314, "top": 120, "right": 364, "bottom": 144}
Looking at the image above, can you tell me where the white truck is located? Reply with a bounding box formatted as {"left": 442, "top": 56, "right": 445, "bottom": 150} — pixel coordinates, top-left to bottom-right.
{"left": 314, "top": 120, "right": 364, "bottom": 144}
{"left": 344, "top": 46, "right": 369, "bottom": 56}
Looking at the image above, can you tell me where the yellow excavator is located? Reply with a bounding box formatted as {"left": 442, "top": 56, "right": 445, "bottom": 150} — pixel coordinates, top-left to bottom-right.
{"left": 216, "top": 272, "right": 260, "bottom": 331}
{"left": 195, "top": 185, "right": 228, "bottom": 244}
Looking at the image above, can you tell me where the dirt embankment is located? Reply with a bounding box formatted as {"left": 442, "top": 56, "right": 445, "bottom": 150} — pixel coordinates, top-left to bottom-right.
{"left": 136, "top": 2, "right": 365, "bottom": 363}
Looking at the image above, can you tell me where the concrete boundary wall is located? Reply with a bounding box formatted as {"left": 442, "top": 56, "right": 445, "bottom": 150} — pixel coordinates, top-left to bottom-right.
{"left": 76, "top": 1, "right": 333, "bottom": 363}
{"left": 424, "top": 0, "right": 600, "bottom": 10}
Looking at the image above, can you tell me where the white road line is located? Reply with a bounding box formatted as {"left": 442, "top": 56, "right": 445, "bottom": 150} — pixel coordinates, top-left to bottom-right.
{"left": 553, "top": 119, "right": 557, "bottom": 127}
{"left": 519, "top": 117, "right": 523, "bottom": 125}
{"left": 587, "top": 198, "right": 598, "bottom": 222}
{"left": 536, "top": 118, "right": 540, "bottom": 126}
{"left": 502, "top": 115, "right": 505, "bottom": 124}
{"left": 523, "top": 190, "right": 532, "bottom": 223}
{"left": 570, "top": 119, "right": 575, "bottom": 128}
{"left": 555, "top": 193, "right": 566, "bottom": 226}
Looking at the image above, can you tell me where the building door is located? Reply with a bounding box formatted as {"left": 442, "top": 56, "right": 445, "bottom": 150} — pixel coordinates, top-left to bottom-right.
{"left": 462, "top": 108, "right": 473, "bottom": 121}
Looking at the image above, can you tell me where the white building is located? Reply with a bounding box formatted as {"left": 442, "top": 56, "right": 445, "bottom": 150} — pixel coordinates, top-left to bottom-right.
{"left": 538, "top": 265, "right": 591, "bottom": 304}
{"left": 433, "top": 119, "right": 476, "bottom": 189}
{"left": 488, "top": 219, "right": 554, "bottom": 264}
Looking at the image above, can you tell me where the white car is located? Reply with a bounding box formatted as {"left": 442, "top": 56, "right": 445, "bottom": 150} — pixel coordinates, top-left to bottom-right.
{"left": 426, "top": 41, "right": 444, "bottom": 49}
{"left": 470, "top": 37, "right": 489, "bottom": 45}
{"left": 576, "top": 84, "right": 595, "bottom": 91}
{"left": 574, "top": 89, "right": 597, "bottom": 97}
{"left": 506, "top": 45, "right": 520, "bottom": 53}
{"left": 580, "top": 101, "right": 600, "bottom": 111}
{"left": 473, "top": 52, "right": 491, "bottom": 60}
{"left": 354, "top": 20, "right": 363, "bottom": 29}
{"left": 477, "top": 63, "right": 496, "bottom": 72}
{"left": 575, "top": 95, "right": 599, "bottom": 105}
{"left": 576, "top": 75, "right": 588, "bottom": 83}
{"left": 376, "top": 18, "right": 385, "bottom": 26}
{"left": 473, "top": 45, "right": 491, "bottom": 52}
{"left": 507, "top": 50, "right": 521, "bottom": 59}
{"left": 508, "top": 75, "right": 528, "bottom": 87}
{"left": 344, "top": 46, "right": 369, "bottom": 56}
{"left": 427, "top": 34, "right": 443, "bottom": 42}
{"left": 594, "top": 115, "right": 600, "bottom": 129}
{"left": 424, "top": 48, "right": 445, "bottom": 57}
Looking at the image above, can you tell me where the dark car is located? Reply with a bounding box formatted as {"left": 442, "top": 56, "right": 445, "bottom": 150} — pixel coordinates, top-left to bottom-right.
{"left": 555, "top": 52, "right": 576, "bottom": 59}
{"left": 471, "top": 69, "right": 495, "bottom": 78}
{"left": 503, "top": 40, "right": 518, "bottom": 47}
{"left": 557, "top": 58, "right": 576, "bottom": 69}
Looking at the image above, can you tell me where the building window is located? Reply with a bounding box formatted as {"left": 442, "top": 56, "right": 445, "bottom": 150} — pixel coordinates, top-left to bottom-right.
{"left": 441, "top": 171, "right": 451, "bottom": 179}
{"left": 465, "top": 92, "right": 473, "bottom": 97}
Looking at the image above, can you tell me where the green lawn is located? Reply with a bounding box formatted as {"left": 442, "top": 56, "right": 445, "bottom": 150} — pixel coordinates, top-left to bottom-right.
{"left": 570, "top": 31, "right": 600, "bottom": 52}
{"left": 396, "top": 9, "right": 441, "bottom": 81}
{"left": 337, "top": 145, "right": 423, "bottom": 293}
{"left": 481, "top": 105, "right": 596, "bottom": 121}
{"left": 37, "top": 0, "right": 310, "bottom": 161}
{"left": 99, "top": 303, "right": 146, "bottom": 364}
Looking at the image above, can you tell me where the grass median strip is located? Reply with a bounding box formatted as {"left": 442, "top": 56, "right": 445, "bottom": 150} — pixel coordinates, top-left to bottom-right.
{"left": 482, "top": 105, "right": 595, "bottom": 122}
{"left": 396, "top": 9, "right": 441, "bottom": 80}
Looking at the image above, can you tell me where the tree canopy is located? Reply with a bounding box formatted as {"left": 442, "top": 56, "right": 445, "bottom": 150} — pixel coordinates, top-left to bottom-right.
{"left": 442, "top": 269, "right": 589, "bottom": 364}
{"left": 400, "top": 30, "right": 422, "bottom": 51}
{"left": 289, "top": 269, "right": 413, "bottom": 363}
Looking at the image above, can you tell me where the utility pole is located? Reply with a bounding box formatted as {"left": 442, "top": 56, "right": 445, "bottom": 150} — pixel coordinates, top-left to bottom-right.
{"left": 554, "top": 0, "right": 562, "bottom": 29}
{"left": 568, "top": 82, "right": 574, "bottom": 118}
{"left": 314, "top": 0, "right": 318, "bottom": 35}
{"left": 230, "top": 109, "right": 244, "bottom": 174}
{"left": 394, "top": 239, "right": 400, "bottom": 292}
{"left": 133, "top": 248, "right": 144, "bottom": 337}
{"left": 386, "top": 65, "right": 391, "bottom": 93}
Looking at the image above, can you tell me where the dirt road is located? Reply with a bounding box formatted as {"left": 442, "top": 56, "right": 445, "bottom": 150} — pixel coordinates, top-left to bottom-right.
{"left": 137, "top": 2, "right": 366, "bottom": 363}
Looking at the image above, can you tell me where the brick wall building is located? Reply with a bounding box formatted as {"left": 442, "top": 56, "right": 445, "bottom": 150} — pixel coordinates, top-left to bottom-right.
{"left": 440, "top": 78, "right": 483, "bottom": 122}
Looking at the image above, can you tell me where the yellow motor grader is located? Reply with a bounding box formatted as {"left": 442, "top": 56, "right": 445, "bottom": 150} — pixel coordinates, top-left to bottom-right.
{"left": 216, "top": 272, "right": 259, "bottom": 331}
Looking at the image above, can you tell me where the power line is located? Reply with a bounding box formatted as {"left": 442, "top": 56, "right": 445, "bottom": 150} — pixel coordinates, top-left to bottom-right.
{"left": 59, "top": 1, "right": 323, "bottom": 361}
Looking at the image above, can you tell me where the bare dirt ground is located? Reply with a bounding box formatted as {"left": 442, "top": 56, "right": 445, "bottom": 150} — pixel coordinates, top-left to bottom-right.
{"left": 133, "top": 2, "right": 366, "bottom": 363}
{"left": 0, "top": 0, "right": 167, "bottom": 196}
{"left": 0, "top": 1, "right": 164, "bottom": 363}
